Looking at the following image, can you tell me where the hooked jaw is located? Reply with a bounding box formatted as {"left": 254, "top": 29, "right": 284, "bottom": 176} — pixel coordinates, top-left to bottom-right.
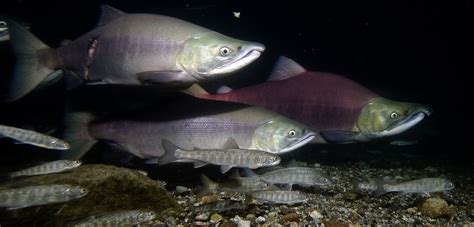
{"left": 380, "top": 105, "right": 433, "bottom": 137}
{"left": 278, "top": 131, "right": 317, "bottom": 154}
{"left": 210, "top": 43, "right": 265, "bottom": 75}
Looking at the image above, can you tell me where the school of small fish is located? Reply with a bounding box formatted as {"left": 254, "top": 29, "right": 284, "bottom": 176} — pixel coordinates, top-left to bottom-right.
{"left": 0, "top": 3, "right": 443, "bottom": 224}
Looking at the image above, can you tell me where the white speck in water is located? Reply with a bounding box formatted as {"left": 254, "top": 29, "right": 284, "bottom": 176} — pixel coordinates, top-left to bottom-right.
{"left": 233, "top": 12, "right": 241, "bottom": 18}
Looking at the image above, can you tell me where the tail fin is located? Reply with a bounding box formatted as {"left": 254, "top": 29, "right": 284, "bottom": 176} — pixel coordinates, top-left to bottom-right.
{"left": 3, "top": 19, "right": 57, "bottom": 101}
{"left": 242, "top": 168, "right": 259, "bottom": 177}
{"left": 199, "top": 174, "right": 218, "bottom": 194}
{"left": 62, "top": 113, "right": 97, "bottom": 160}
{"left": 158, "top": 139, "right": 180, "bottom": 165}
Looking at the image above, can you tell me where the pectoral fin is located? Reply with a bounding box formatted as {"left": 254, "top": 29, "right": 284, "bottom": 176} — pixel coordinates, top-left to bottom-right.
{"left": 220, "top": 165, "right": 233, "bottom": 173}
{"left": 136, "top": 71, "right": 187, "bottom": 85}
{"left": 319, "top": 131, "right": 361, "bottom": 143}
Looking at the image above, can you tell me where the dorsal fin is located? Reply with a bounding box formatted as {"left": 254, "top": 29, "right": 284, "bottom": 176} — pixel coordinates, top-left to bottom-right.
{"left": 181, "top": 84, "right": 209, "bottom": 96}
{"left": 223, "top": 138, "right": 240, "bottom": 149}
{"left": 268, "top": 56, "right": 306, "bottom": 81}
{"left": 217, "top": 86, "right": 233, "bottom": 94}
{"left": 97, "top": 5, "right": 126, "bottom": 27}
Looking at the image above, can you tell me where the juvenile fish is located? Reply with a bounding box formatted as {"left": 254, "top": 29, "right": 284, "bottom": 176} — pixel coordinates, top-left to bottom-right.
{"left": 375, "top": 177, "right": 454, "bottom": 196}
{"left": 251, "top": 190, "right": 308, "bottom": 205}
{"left": 0, "top": 184, "right": 88, "bottom": 209}
{"left": 389, "top": 140, "right": 418, "bottom": 146}
{"left": 8, "top": 160, "right": 82, "bottom": 178}
{"left": 200, "top": 174, "right": 270, "bottom": 194}
{"left": 255, "top": 167, "right": 332, "bottom": 187}
{"left": 161, "top": 138, "right": 281, "bottom": 173}
{"left": 0, "top": 124, "right": 70, "bottom": 150}
{"left": 71, "top": 210, "right": 156, "bottom": 226}
{"left": 193, "top": 200, "right": 246, "bottom": 213}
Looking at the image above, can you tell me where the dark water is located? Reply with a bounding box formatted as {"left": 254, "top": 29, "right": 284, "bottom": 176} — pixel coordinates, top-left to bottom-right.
{"left": 0, "top": 0, "right": 471, "bottom": 196}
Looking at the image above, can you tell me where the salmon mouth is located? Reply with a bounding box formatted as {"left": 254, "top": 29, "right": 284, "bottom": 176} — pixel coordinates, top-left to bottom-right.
{"left": 210, "top": 44, "right": 265, "bottom": 75}
{"left": 278, "top": 132, "right": 316, "bottom": 154}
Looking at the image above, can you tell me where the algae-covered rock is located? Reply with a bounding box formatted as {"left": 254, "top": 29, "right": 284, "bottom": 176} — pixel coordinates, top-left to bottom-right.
{"left": 418, "top": 197, "right": 454, "bottom": 218}
{"left": 0, "top": 164, "right": 180, "bottom": 226}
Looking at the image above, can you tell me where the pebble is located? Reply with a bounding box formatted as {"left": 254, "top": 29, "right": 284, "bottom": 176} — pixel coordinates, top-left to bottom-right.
{"left": 195, "top": 213, "right": 210, "bottom": 221}
{"left": 220, "top": 222, "right": 238, "bottom": 227}
{"left": 232, "top": 215, "right": 251, "bottom": 227}
{"left": 210, "top": 213, "right": 223, "bottom": 223}
{"left": 194, "top": 221, "right": 209, "bottom": 226}
{"left": 310, "top": 210, "right": 323, "bottom": 220}
{"left": 175, "top": 186, "right": 189, "bottom": 195}
{"left": 268, "top": 211, "right": 277, "bottom": 219}
{"left": 406, "top": 207, "right": 418, "bottom": 214}
{"left": 288, "top": 222, "right": 299, "bottom": 227}
{"left": 283, "top": 213, "right": 299, "bottom": 222}
{"left": 245, "top": 214, "right": 256, "bottom": 222}
{"left": 256, "top": 216, "right": 266, "bottom": 224}
{"left": 165, "top": 216, "right": 176, "bottom": 226}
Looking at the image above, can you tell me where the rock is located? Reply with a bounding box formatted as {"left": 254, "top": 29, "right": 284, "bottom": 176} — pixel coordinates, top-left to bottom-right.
{"left": 0, "top": 164, "right": 179, "bottom": 226}
{"left": 406, "top": 207, "right": 418, "bottom": 214}
{"left": 200, "top": 195, "right": 222, "bottom": 204}
{"left": 268, "top": 211, "right": 277, "bottom": 219}
{"left": 418, "top": 198, "right": 454, "bottom": 218}
{"left": 166, "top": 216, "right": 177, "bottom": 226}
{"left": 175, "top": 186, "right": 190, "bottom": 195}
{"left": 289, "top": 222, "right": 299, "bottom": 227}
{"left": 283, "top": 213, "right": 299, "bottom": 222}
{"left": 221, "top": 222, "right": 238, "bottom": 227}
{"left": 210, "top": 213, "right": 223, "bottom": 223}
{"left": 232, "top": 215, "right": 250, "bottom": 227}
{"left": 344, "top": 191, "right": 359, "bottom": 201}
{"left": 262, "top": 221, "right": 283, "bottom": 227}
{"left": 245, "top": 214, "right": 256, "bottom": 222}
{"left": 194, "top": 221, "right": 209, "bottom": 226}
{"left": 310, "top": 210, "right": 323, "bottom": 220}
{"left": 256, "top": 216, "right": 266, "bottom": 224}
{"left": 195, "top": 213, "right": 210, "bottom": 221}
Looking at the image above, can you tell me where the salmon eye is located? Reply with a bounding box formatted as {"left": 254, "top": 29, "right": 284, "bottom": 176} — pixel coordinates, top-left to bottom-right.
{"left": 288, "top": 130, "right": 296, "bottom": 137}
{"left": 0, "top": 21, "right": 6, "bottom": 26}
{"left": 220, "top": 46, "right": 230, "bottom": 56}
{"left": 390, "top": 112, "right": 399, "bottom": 119}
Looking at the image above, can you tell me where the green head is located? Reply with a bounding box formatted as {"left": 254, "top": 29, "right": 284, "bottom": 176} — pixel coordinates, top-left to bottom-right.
{"left": 251, "top": 116, "right": 316, "bottom": 154}
{"left": 356, "top": 97, "right": 432, "bottom": 138}
{"left": 178, "top": 32, "right": 265, "bottom": 80}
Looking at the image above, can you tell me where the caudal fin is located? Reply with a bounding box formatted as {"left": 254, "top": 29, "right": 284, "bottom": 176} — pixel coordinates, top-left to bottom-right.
{"left": 3, "top": 19, "right": 57, "bottom": 101}
{"left": 158, "top": 139, "right": 180, "bottom": 165}
{"left": 62, "top": 113, "right": 97, "bottom": 160}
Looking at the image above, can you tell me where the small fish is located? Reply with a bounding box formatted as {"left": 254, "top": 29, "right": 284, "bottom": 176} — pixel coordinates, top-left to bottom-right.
{"left": 0, "top": 124, "right": 70, "bottom": 150}
{"left": 0, "top": 20, "right": 9, "bottom": 42}
{"left": 0, "top": 184, "right": 88, "bottom": 209}
{"left": 200, "top": 174, "right": 271, "bottom": 194}
{"left": 251, "top": 190, "right": 308, "bottom": 205}
{"left": 352, "top": 179, "right": 378, "bottom": 193}
{"left": 250, "top": 167, "right": 332, "bottom": 187}
{"left": 71, "top": 210, "right": 156, "bottom": 226}
{"left": 193, "top": 199, "right": 246, "bottom": 213}
{"left": 8, "top": 160, "right": 82, "bottom": 178}
{"left": 160, "top": 138, "right": 281, "bottom": 173}
{"left": 374, "top": 177, "right": 454, "bottom": 196}
{"left": 389, "top": 140, "right": 418, "bottom": 146}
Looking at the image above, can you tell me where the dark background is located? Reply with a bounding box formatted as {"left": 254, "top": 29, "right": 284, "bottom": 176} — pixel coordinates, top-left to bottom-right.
{"left": 0, "top": 0, "right": 471, "bottom": 171}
